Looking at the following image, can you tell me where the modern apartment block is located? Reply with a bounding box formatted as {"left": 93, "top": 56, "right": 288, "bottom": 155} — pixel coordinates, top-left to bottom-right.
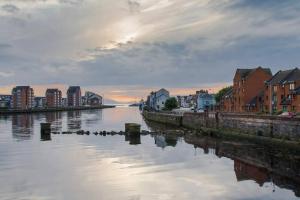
{"left": 67, "top": 86, "right": 81, "bottom": 107}
{"left": 11, "top": 86, "right": 34, "bottom": 109}
{"left": 232, "top": 67, "right": 272, "bottom": 112}
{"left": 83, "top": 91, "right": 103, "bottom": 106}
{"left": 46, "top": 89, "right": 62, "bottom": 107}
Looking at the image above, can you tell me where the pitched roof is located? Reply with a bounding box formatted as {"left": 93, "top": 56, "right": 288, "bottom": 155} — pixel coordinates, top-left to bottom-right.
{"left": 236, "top": 67, "right": 272, "bottom": 79}
{"left": 267, "top": 68, "right": 299, "bottom": 85}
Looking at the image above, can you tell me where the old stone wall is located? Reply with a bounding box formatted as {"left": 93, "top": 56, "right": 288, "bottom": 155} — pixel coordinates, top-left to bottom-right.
{"left": 143, "top": 111, "right": 300, "bottom": 140}
{"left": 142, "top": 111, "right": 182, "bottom": 126}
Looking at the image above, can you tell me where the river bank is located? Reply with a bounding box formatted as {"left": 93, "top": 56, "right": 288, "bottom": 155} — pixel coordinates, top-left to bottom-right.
{"left": 142, "top": 111, "right": 300, "bottom": 142}
{"left": 0, "top": 105, "right": 115, "bottom": 115}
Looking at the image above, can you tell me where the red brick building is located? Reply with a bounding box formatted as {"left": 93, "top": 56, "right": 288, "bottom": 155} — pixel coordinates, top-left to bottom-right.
{"left": 220, "top": 87, "right": 234, "bottom": 112}
{"left": 11, "top": 86, "right": 34, "bottom": 109}
{"left": 67, "top": 86, "right": 81, "bottom": 107}
{"left": 46, "top": 89, "right": 62, "bottom": 107}
{"left": 232, "top": 67, "right": 272, "bottom": 112}
{"left": 264, "top": 68, "right": 300, "bottom": 113}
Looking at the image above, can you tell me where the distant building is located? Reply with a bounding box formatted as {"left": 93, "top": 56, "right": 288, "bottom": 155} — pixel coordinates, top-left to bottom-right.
{"left": 11, "top": 86, "right": 34, "bottom": 109}
{"left": 46, "top": 89, "right": 62, "bottom": 107}
{"left": 147, "top": 88, "right": 170, "bottom": 111}
{"left": 197, "top": 91, "right": 216, "bottom": 111}
{"left": 233, "top": 67, "right": 272, "bottom": 112}
{"left": 177, "top": 96, "right": 189, "bottom": 108}
{"left": 67, "top": 86, "right": 81, "bottom": 107}
{"left": 34, "top": 97, "right": 46, "bottom": 108}
{"left": 0, "top": 95, "right": 12, "bottom": 109}
{"left": 83, "top": 91, "right": 103, "bottom": 106}
{"left": 264, "top": 68, "right": 300, "bottom": 113}
{"left": 62, "top": 98, "right": 67, "bottom": 107}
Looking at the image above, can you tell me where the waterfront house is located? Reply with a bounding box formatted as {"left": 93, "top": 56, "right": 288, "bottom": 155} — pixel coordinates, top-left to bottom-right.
{"left": 196, "top": 91, "right": 216, "bottom": 111}
{"left": 264, "top": 68, "right": 300, "bottom": 113}
{"left": 233, "top": 67, "right": 272, "bottom": 112}
{"left": 177, "top": 96, "right": 190, "bottom": 108}
{"left": 83, "top": 91, "right": 103, "bottom": 106}
{"left": 148, "top": 88, "right": 170, "bottom": 111}
{"left": 11, "top": 86, "right": 34, "bottom": 109}
{"left": 67, "top": 86, "right": 82, "bottom": 107}
{"left": 46, "top": 89, "right": 62, "bottom": 107}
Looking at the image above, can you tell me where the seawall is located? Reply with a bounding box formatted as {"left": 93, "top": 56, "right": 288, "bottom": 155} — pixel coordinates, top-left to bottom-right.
{"left": 0, "top": 105, "right": 115, "bottom": 115}
{"left": 143, "top": 111, "right": 300, "bottom": 141}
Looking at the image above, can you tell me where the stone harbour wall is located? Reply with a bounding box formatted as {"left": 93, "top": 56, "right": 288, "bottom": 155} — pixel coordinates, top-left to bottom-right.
{"left": 143, "top": 111, "right": 300, "bottom": 140}
{"left": 142, "top": 111, "right": 182, "bottom": 126}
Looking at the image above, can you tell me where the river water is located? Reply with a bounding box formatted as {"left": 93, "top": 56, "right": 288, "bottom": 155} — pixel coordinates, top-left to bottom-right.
{"left": 0, "top": 106, "right": 299, "bottom": 200}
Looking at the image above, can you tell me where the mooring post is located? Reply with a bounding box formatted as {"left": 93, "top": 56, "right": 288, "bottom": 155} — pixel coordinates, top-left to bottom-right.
{"left": 40, "top": 123, "right": 51, "bottom": 141}
{"left": 125, "top": 123, "right": 141, "bottom": 136}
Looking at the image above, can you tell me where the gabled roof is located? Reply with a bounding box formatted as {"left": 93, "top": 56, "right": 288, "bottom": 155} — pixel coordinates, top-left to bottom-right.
{"left": 236, "top": 67, "right": 272, "bottom": 79}
{"left": 267, "top": 68, "right": 299, "bottom": 85}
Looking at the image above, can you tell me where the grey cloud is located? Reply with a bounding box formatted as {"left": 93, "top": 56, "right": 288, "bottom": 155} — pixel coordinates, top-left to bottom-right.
{"left": 0, "top": 0, "right": 300, "bottom": 89}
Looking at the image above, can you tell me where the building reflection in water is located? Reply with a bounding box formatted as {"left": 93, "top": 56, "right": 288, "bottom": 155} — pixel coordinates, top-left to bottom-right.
{"left": 12, "top": 114, "right": 34, "bottom": 140}
{"left": 154, "top": 135, "right": 178, "bottom": 149}
{"left": 184, "top": 134, "right": 300, "bottom": 198}
{"left": 67, "top": 111, "right": 81, "bottom": 131}
{"left": 84, "top": 109, "right": 103, "bottom": 126}
{"left": 45, "top": 112, "right": 62, "bottom": 132}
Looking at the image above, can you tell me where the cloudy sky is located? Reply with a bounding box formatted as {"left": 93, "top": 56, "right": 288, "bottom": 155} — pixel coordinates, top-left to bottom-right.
{"left": 0, "top": 0, "right": 299, "bottom": 102}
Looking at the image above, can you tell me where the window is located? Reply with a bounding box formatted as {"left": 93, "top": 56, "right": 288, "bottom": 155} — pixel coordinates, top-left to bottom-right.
{"left": 290, "top": 83, "right": 295, "bottom": 90}
{"left": 273, "top": 86, "right": 277, "bottom": 92}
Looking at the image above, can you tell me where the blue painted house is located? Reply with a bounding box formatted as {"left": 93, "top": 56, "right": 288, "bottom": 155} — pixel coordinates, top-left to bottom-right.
{"left": 197, "top": 92, "right": 216, "bottom": 110}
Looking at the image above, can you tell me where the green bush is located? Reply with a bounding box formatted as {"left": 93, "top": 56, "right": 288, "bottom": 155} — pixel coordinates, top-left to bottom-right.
{"left": 164, "top": 97, "right": 178, "bottom": 111}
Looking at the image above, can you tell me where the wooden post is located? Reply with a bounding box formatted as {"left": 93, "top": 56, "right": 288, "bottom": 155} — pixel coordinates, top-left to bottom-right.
{"left": 125, "top": 123, "right": 141, "bottom": 136}
{"left": 41, "top": 123, "right": 51, "bottom": 141}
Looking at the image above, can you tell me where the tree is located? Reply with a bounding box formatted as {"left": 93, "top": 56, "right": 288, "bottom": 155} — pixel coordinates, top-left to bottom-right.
{"left": 215, "top": 86, "right": 233, "bottom": 103}
{"left": 164, "top": 97, "right": 178, "bottom": 110}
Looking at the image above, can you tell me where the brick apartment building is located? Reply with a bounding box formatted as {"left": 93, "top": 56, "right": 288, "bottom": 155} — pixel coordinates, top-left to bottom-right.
{"left": 67, "top": 86, "right": 81, "bottom": 107}
{"left": 46, "top": 89, "right": 62, "bottom": 107}
{"left": 264, "top": 68, "right": 300, "bottom": 113}
{"left": 220, "top": 87, "right": 234, "bottom": 112}
{"left": 232, "top": 67, "right": 272, "bottom": 112}
{"left": 11, "top": 86, "right": 34, "bottom": 109}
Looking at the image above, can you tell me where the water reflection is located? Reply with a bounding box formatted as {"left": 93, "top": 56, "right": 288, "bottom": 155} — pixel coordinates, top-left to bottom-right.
{"left": 0, "top": 107, "right": 299, "bottom": 200}
{"left": 154, "top": 135, "right": 178, "bottom": 148}
{"left": 45, "top": 112, "right": 62, "bottom": 132}
{"left": 125, "top": 135, "right": 141, "bottom": 145}
{"left": 67, "top": 111, "right": 82, "bottom": 131}
{"left": 12, "top": 114, "right": 34, "bottom": 140}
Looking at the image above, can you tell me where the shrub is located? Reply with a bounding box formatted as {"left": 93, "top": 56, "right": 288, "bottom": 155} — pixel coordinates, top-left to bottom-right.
{"left": 164, "top": 97, "right": 178, "bottom": 111}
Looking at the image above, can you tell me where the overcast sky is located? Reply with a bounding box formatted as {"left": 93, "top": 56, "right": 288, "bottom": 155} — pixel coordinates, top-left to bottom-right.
{"left": 0, "top": 0, "right": 299, "bottom": 102}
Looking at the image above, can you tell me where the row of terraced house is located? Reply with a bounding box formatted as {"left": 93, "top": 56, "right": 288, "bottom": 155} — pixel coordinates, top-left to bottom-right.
{"left": 220, "top": 67, "right": 300, "bottom": 113}
{"left": 0, "top": 86, "right": 103, "bottom": 110}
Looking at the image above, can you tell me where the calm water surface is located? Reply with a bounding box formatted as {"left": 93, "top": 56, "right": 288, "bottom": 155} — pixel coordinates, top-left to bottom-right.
{"left": 0, "top": 106, "right": 299, "bottom": 200}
